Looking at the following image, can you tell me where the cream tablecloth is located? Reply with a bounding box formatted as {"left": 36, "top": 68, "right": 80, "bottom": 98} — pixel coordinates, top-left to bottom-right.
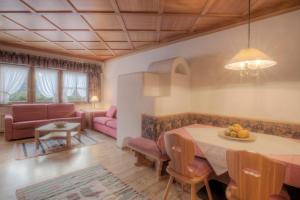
{"left": 186, "top": 126, "right": 300, "bottom": 188}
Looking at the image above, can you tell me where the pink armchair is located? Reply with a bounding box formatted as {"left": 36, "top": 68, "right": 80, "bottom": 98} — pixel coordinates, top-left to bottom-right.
{"left": 4, "top": 103, "right": 86, "bottom": 141}
{"left": 91, "top": 106, "right": 117, "bottom": 139}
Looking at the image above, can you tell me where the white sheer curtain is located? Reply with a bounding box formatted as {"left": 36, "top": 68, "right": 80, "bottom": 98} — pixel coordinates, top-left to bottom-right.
{"left": 0, "top": 65, "right": 28, "bottom": 103}
{"left": 77, "top": 73, "right": 87, "bottom": 99}
{"left": 63, "top": 72, "right": 77, "bottom": 102}
{"left": 63, "top": 72, "right": 88, "bottom": 102}
{"left": 35, "top": 68, "right": 58, "bottom": 102}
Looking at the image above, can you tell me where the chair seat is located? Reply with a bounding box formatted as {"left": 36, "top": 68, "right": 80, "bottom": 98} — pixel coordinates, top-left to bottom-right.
{"left": 128, "top": 137, "right": 168, "bottom": 160}
{"left": 189, "top": 157, "right": 212, "bottom": 178}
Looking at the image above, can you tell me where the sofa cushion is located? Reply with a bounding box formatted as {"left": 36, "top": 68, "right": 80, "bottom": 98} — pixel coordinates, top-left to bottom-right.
{"left": 47, "top": 103, "right": 75, "bottom": 119}
{"left": 12, "top": 104, "right": 47, "bottom": 122}
{"left": 128, "top": 137, "right": 166, "bottom": 159}
{"left": 13, "top": 119, "right": 49, "bottom": 130}
{"left": 94, "top": 117, "right": 112, "bottom": 125}
{"left": 106, "top": 106, "right": 117, "bottom": 118}
{"left": 106, "top": 119, "right": 116, "bottom": 129}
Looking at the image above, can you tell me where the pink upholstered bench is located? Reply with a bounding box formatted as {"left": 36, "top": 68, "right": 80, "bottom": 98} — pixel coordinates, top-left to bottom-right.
{"left": 128, "top": 137, "right": 169, "bottom": 179}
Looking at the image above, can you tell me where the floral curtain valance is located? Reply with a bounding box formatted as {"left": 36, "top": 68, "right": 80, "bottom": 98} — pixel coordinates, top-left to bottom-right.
{"left": 0, "top": 49, "right": 102, "bottom": 75}
{"left": 0, "top": 49, "right": 102, "bottom": 102}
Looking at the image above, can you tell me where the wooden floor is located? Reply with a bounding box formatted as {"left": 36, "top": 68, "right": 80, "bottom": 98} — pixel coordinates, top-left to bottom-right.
{"left": 0, "top": 130, "right": 195, "bottom": 200}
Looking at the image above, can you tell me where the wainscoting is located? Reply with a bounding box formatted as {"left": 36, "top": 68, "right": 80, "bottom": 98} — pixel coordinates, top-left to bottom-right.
{"left": 142, "top": 113, "right": 300, "bottom": 141}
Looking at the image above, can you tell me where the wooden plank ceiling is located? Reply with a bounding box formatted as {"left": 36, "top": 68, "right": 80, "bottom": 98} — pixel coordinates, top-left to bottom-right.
{"left": 0, "top": 0, "right": 299, "bottom": 61}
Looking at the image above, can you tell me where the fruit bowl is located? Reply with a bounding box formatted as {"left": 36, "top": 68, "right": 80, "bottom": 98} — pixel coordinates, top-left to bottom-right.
{"left": 54, "top": 122, "right": 66, "bottom": 128}
{"left": 219, "top": 124, "right": 256, "bottom": 141}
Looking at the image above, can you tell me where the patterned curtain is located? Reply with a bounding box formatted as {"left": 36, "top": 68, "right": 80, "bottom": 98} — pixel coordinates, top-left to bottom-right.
{"left": 0, "top": 49, "right": 102, "bottom": 102}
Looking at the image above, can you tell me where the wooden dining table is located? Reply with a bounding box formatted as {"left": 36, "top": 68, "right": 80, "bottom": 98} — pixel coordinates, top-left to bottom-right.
{"left": 157, "top": 124, "right": 300, "bottom": 188}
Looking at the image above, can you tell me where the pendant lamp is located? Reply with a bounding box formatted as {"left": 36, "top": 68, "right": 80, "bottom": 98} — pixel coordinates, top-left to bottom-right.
{"left": 225, "top": 0, "right": 276, "bottom": 76}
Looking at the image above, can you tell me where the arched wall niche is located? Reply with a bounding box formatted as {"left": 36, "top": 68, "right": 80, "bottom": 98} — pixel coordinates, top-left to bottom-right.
{"left": 148, "top": 57, "right": 191, "bottom": 77}
{"left": 144, "top": 57, "right": 191, "bottom": 97}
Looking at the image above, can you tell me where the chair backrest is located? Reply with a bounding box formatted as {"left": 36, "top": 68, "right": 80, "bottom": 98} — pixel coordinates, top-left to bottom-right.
{"left": 164, "top": 133, "right": 196, "bottom": 177}
{"left": 226, "top": 150, "right": 286, "bottom": 200}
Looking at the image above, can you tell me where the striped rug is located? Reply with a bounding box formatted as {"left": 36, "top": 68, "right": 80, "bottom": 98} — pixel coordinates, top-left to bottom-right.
{"left": 16, "top": 165, "right": 148, "bottom": 200}
{"left": 14, "top": 131, "right": 103, "bottom": 160}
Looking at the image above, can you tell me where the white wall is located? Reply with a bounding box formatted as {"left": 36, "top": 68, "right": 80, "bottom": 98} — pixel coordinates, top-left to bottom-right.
{"left": 117, "top": 73, "right": 155, "bottom": 147}
{"left": 104, "top": 10, "right": 300, "bottom": 123}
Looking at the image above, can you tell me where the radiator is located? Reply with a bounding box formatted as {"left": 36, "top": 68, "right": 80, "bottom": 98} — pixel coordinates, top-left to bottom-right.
{"left": 0, "top": 113, "right": 4, "bottom": 132}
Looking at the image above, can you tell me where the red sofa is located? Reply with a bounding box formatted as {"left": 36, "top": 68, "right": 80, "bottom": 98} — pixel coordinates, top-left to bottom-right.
{"left": 4, "top": 103, "right": 86, "bottom": 141}
{"left": 91, "top": 106, "right": 117, "bottom": 139}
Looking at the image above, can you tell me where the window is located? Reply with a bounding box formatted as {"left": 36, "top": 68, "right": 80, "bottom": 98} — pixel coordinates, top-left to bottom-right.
{"left": 63, "top": 72, "right": 88, "bottom": 102}
{"left": 35, "top": 68, "right": 58, "bottom": 102}
{"left": 0, "top": 64, "right": 29, "bottom": 104}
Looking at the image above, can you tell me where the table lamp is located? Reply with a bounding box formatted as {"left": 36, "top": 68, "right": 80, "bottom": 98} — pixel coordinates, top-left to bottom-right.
{"left": 90, "top": 96, "right": 99, "bottom": 108}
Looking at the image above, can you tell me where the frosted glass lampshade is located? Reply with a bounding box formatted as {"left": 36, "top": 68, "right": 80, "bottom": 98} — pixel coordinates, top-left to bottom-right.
{"left": 225, "top": 48, "right": 276, "bottom": 70}
{"left": 90, "top": 96, "right": 99, "bottom": 102}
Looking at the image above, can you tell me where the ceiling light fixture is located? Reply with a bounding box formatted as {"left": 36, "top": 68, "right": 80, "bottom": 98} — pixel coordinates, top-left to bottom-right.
{"left": 225, "top": 0, "right": 276, "bottom": 77}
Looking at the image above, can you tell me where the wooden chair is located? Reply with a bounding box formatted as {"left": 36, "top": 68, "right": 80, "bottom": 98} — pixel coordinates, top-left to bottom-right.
{"left": 163, "top": 133, "right": 213, "bottom": 200}
{"left": 226, "top": 150, "right": 290, "bottom": 200}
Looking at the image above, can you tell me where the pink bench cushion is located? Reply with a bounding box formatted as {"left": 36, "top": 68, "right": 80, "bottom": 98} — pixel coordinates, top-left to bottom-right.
{"left": 106, "top": 119, "right": 116, "bottom": 129}
{"left": 128, "top": 137, "right": 168, "bottom": 160}
{"left": 47, "top": 103, "right": 75, "bottom": 119}
{"left": 106, "top": 106, "right": 117, "bottom": 118}
{"left": 12, "top": 104, "right": 47, "bottom": 122}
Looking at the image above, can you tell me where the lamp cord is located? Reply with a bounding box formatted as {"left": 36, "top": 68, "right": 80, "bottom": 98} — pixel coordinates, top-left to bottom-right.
{"left": 248, "top": 0, "right": 251, "bottom": 48}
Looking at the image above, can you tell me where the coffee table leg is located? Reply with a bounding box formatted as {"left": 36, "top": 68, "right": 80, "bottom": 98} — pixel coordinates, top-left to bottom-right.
{"left": 77, "top": 126, "right": 81, "bottom": 141}
{"left": 66, "top": 131, "right": 71, "bottom": 148}
{"left": 35, "top": 130, "right": 40, "bottom": 150}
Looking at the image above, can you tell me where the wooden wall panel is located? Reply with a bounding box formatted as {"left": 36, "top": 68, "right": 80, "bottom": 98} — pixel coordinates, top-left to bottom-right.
{"left": 23, "top": 0, "right": 73, "bottom": 11}
{"left": 80, "top": 42, "right": 107, "bottom": 50}
{"left": 161, "top": 15, "right": 198, "bottom": 30}
{"left": 129, "top": 31, "right": 157, "bottom": 41}
{"left": 123, "top": 14, "right": 158, "bottom": 30}
{"left": 164, "top": 0, "right": 207, "bottom": 13}
{"left": 70, "top": 0, "right": 114, "bottom": 11}
{"left": 4, "top": 13, "right": 56, "bottom": 30}
{"left": 35, "top": 31, "right": 73, "bottom": 42}
{"left": 5, "top": 31, "right": 47, "bottom": 42}
{"left": 97, "top": 31, "right": 127, "bottom": 41}
{"left": 82, "top": 13, "right": 122, "bottom": 30}
{"left": 0, "top": 0, "right": 29, "bottom": 11}
{"left": 0, "top": 16, "right": 24, "bottom": 30}
{"left": 117, "top": 0, "right": 159, "bottom": 12}
{"left": 43, "top": 13, "right": 90, "bottom": 30}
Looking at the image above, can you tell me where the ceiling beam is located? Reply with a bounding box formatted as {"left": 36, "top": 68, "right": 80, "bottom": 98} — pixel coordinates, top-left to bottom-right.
{"left": 156, "top": 0, "right": 165, "bottom": 42}
{"left": 109, "top": 0, "right": 134, "bottom": 50}
{"left": 17, "top": 0, "right": 100, "bottom": 57}
{"left": 65, "top": 0, "right": 116, "bottom": 56}
{"left": 189, "top": 0, "right": 217, "bottom": 32}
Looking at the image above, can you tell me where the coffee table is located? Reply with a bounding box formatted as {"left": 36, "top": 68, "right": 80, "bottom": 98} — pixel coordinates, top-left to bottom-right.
{"left": 35, "top": 122, "right": 81, "bottom": 150}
